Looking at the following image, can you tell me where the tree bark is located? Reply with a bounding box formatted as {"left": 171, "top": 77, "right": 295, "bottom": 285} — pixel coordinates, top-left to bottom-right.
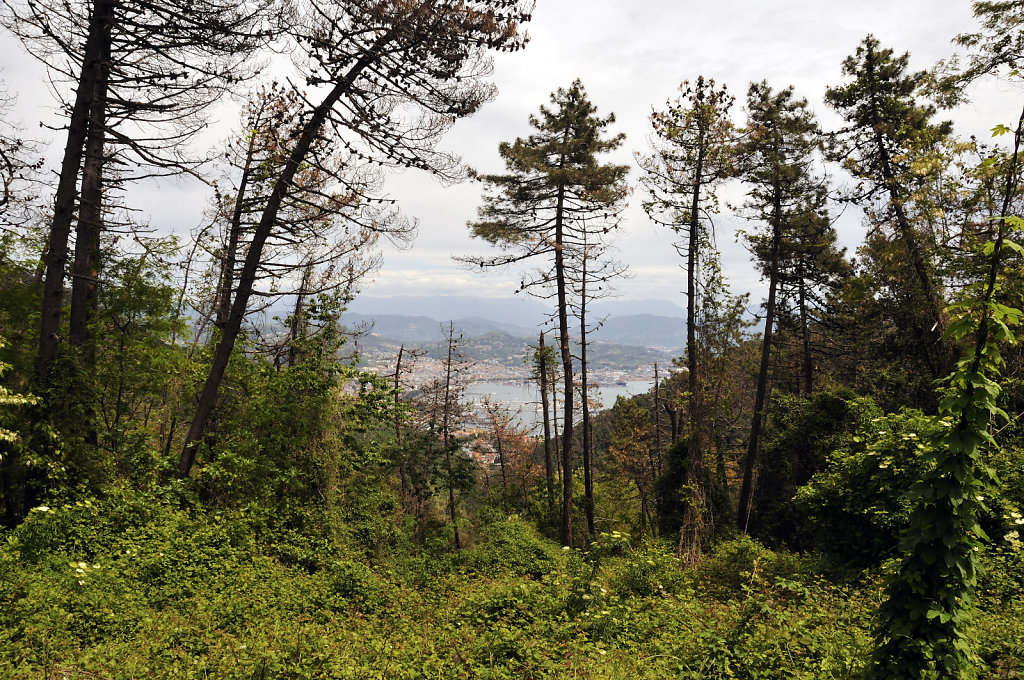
{"left": 538, "top": 332, "right": 555, "bottom": 518}
{"left": 737, "top": 183, "right": 783, "bottom": 531}
{"left": 680, "top": 134, "right": 706, "bottom": 554}
{"left": 69, "top": 5, "right": 111, "bottom": 361}
{"left": 393, "top": 345, "right": 412, "bottom": 514}
{"left": 797, "top": 264, "right": 813, "bottom": 397}
{"left": 440, "top": 323, "right": 462, "bottom": 550}
{"left": 37, "top": 0, "right": 112, "bottom": 383}
{"left": 554, "top": 182, "right": 574, "bottom": 547}
{"left": 653, "top": 363, "right": 663, "bottom": 476}
{"left": 579, "top": 252, "right": 595, "bottom": 538}
{"left": 214, "top": 131, "right": 258, "bottom": 333}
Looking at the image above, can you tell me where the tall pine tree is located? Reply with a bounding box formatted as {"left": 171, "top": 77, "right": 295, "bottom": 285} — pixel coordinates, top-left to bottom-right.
{"left": 638, "top": 77, "right": 735, "bottom": 559}
{"left": 826, "top": 36, "right": 952, "bottom": 376}
{"left": 465, "top": 80, "right": 628, "bottom": 546}
{"left": 736, "top": 81, "right": 828, "bottom": 530}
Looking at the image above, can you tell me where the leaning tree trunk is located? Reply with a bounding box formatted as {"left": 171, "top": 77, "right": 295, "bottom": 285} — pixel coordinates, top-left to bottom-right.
{"left": 178, "top": 48, "right": 379, "bottom": 477}
{"left": 37, "top": 0, "right": 113, "bottom": 383}
{"left": 68, "top": 16, "right": 111, "bottom": 364}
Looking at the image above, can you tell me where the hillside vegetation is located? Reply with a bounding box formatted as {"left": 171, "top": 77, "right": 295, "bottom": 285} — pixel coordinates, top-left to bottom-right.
{"left": 2, "top": 1, "right": 1024, "bottom": 678}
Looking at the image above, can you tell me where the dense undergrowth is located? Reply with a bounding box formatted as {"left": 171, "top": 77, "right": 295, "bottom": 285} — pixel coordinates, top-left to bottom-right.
{"left": 1, "top": 489, "right": 1021, "bottom": 679}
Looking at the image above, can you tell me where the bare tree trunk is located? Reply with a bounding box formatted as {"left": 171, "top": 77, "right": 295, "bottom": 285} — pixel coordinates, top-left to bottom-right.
{"left": 554, "top": 182, "right": 574, "bottom": 547}
{"left": 37, "top": 0, "right": 113, "bottom": 382}
{"left": 495, "top": 425, "right": 507, "bottom": 492}
{"left": 680, "top": 140, "right": 707, "bottom": 556}
{"left": 665, "top": 401, "right": 679, "bottom": 443}
{"left": 579, "top": 256, "right": 595, "bottom": 538}
{"left": 797, "top": 264, "right": 813, "bottom": 397}
{"left": 551, "top": 354, "right": 562, "bottom": 507}
{"left": 214, "top": 132, "right": 258, "bottom": 333}
{"left": 440, "top": 322, "right": 462, "bottom": 550}
{"left": 653, "top": 363, "right": 663, "bottom": 476}
{"left": 285, "top": 264, "right": 313, "bottom": 368}
{"left": 393, "top": 345, "right": 412, "bottom": 514}
{"left": 737, "top": 192, "right": 783, "bottom": 531}
{"left": 538, "top": 332, "right": 555, "bottom": 518}
{"left": 639, "top": 484, "right": 650, "bottom": 537}
{"left": 69, "top": 18, "right": 110, "bottom": 362}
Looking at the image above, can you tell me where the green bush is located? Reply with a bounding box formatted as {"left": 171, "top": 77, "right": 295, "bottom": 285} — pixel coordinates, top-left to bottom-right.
{"left": 465, "top": 516, "right": 559, "bottom": 578}
{"left": 694, "top": 536, "right": 804, "bottom": 599}
{"left": 792, "top": 407, "right": 939, "bottom": 564}
{"left": 609, "top": 541, "right": 684, "bottom": 597}
{"left": 325, "top": 558, "right": 387, "bottom": 612}
{"left": 751, "top": 390, "right": 869, "bottom": 545}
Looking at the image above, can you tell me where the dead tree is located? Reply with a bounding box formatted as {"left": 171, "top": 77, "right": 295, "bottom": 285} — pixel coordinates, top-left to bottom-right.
{"left": 178, "top": 0, "right": 533, "bottom": 476}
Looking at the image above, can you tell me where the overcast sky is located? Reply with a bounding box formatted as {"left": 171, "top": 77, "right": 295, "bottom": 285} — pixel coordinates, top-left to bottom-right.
{"left": 1, "top": 1, "right": 1018, "bottom": 308}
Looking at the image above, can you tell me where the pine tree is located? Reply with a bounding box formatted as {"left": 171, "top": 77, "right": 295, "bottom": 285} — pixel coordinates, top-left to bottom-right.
{"left": 179, "top": 0, "right": 532, "bottom": 477}
{"left": 638, "top": 77, "right": 734, "bottom": 556}
{"left": 825, "top": 36, "right": 952, "bottom": 375}
{"left": 736, "top": 81, "right": 828, "bottom": 530}
{"left": 465, "top": 79, "right": 628, "bottom": 546}
{"left": 5, "top": 0, "right": 270, "bottom": 382}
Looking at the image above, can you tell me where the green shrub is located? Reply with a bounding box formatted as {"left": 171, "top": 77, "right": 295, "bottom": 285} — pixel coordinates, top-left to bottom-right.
{"left": 465, "top": 516, "right": 558, "bottom": 578}
{"left": 609, "top": 541, "right": 684, "bottom": 597}
{"left": 752, "top": 390, "right": 870, "bottom": 544}
{"left": 793, "top": 407, "right": 940, "bottom": 564}
{"left": 694, "top": 536, "right": 804, "bottom": 599}
{"left": 463, "top": 580, "right": 550, "bottom": 627}
{"left": 325, "top": 558, "right": 387, "bottom": 612}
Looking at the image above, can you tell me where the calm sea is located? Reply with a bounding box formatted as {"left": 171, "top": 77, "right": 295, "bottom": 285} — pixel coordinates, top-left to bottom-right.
{"left": 464, "top": 379, "right": 654, "bottom": 431}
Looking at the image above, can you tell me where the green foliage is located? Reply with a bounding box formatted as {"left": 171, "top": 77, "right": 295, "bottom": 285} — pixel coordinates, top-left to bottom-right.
{"left": 609, "top": 541, "right": 685, "bottom": 598}
{"left": 694, "top": 536, "right": 805, "bottom": 599}
{"left": 325, "top": 559, "right": 387, "bottom": 612}
{"left": 752, "top": 390, "right": 867, "bottom": 546}
{"left": 0, "top": 492, "right": 1020, "bottom": 679}
{"left": 871, "top": 213, "right": 1022, "bottom": 677}
{"left": 0, "top": 336, "right": 36, "bottom": 451}
{"left": 464, "top": 516, "right": 559, "bottom": 578}
{"left": 655, "top": 436, "right": 732, "bottom": 542}
{"left": 793, "top": 404, "right": 940, "bottom": 564}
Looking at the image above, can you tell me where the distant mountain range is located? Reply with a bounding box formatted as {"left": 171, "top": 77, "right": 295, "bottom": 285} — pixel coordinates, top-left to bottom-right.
{"left": 342, "top": 295, "right": 685, "bottom": 351}
{"left": 352, "top": 329, "right": 674, "bottom": 376}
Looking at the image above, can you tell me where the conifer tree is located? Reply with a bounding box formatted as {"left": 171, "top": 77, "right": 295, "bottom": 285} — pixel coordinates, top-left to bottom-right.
{"left": 179, "top": 0, "right": 533, "bottom": 477}
{"left": 638, "top": 77, "right": 734, "bottom": 556}
{"left": 465, "top": 80, "right": 628, "bottom": 546}
{"left": 771, "top": 193, "right": 850, "bottom": 397}
{"left": 201, "top": 84, "right": 396, "bottom": 347}
{"left": 736, "top": 81, "right": 825, "bottom": 530}
{"left": 873, "top": 6, "right": 1024, "bottom": 676}
{"left": 825, "top": 36, "right": 952, "bottom": 375}
{"left": 4, "top": 0, "right": 271, "bottom": 381}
